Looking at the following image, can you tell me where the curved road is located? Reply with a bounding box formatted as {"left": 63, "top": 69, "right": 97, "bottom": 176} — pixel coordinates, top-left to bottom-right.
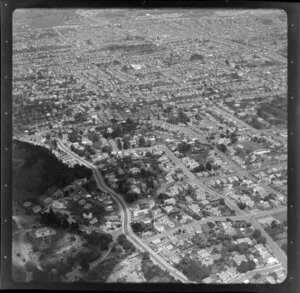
{"left": 56, "top": 139, "right": 189, "bottom": 283}
{"left": 56, "top": 138, "right": 286, "bottom": 279}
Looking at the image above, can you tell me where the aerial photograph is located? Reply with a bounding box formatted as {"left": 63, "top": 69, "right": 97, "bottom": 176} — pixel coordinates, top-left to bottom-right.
{"left": 12, "top": 8, "right": 287, "bottom": 284}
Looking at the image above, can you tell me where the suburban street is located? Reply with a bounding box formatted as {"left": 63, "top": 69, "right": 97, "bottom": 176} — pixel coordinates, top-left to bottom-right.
{"left": 144, "top": 207, "right": 287, "bottom": 245}
{"left": 227, "top": 263, "right": 283, "bottom": 283}
{"left": 200, "top": 161, "right": 286, "bottom": 184}
{"left": 56, "top": 139, "right": 190, "bottom": 283}
{"left": 10, "top": 8, "right": 288, "bottom": 286}
{"left": 57, "top": 137, "right": 287, "bottom": 279}
{"left": 160, "top": 144, "right": 248, "bottom": 217}
{"left": 11, "top": 9, "right": 288, "bottom": 285}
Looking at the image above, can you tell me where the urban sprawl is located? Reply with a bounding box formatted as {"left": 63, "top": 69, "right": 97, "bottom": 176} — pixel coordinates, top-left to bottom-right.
{"left": 12, "top": 9, "right": 287, "bottom": 284}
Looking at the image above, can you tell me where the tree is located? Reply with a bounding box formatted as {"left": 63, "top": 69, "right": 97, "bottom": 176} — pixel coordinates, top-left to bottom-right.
{"left": 271, "top": 220, "right": 278, "bottom": 229}
{"left": 83, "top": 231, "right": 112, "bottom": 249}
{"left": 237, "top": 202, "right": 247, "bottom": 210}
{"left": 253, "top": 272, "right": 262, "bottom": 280}
{"left": 190, "top": 53, "right": 204, "bottom": 61}
{"left": 142, "top": 251, "right": 150, "bottom": 261}
{"left": 70, "top": 222, "right": 79, "bottom": 232}
{"left": 206, "top": 162, "right": 212, "bottom": 171}
{"left": 195, "top": 114, "right": 201, "bottom": 121}
{"left": 111, "top": 245, "right": 117, "bottom": 253}
{"left": 158, "top": 193, "right": 170, "bottom": 201}
{"left": 61, "top": 217, "right": 70, "bottom": 229}
{"left": 131, "top": 222, "right": 145, "bottom": 234}
{"left": 40, "top": 208, "right": 60, "bottom": 227}
{"left": 146, "top": 178, "right": 155, "bottom": 189}
{"left": 69, "top": 130, "right": 79, "bottom": 143}
{"left": 102, "top": 145, "right": 112, "bottom": 154}
{"left": 177, "top": 257, "right": 211, "bottom": 282}
{"left": 251, "top": 117, "right": 262, "bottom": 129}
{"left": 130, "top": 244, "right": 136, "bottom": 253}
{"left": 211, "top": 247, "right": 219, "bottom": 255}
{"left": 117, "top": 139, "right": 122, "bottom": 150}
{"left": 124, "top": 192, "right": 138, "bottom": 203}
{"left": 218, "top": 143, "right": 227, "bottom": 153}
{"left": 177, "top": 141, "right": 191, "bottom": 154}
{"left": 111, "top": 125, "right": 122, "bottom": 138}
{"left": 236, "top": 243, "right": 249, "bottom": 254}
{"left": 117, "top": 234, "right": 135, "bottom": 252}
{"left": 138, "top": 136, "right": 146, "bottom": 147}
{"left": 269, "top": 271, "right": 278, "bottom": 281}
{"left": 74, "top": 112, "right": 87, "bottom": 123}
{"left": 231, "top": 136, "right": 238, "bottom": 144}
{"left": 207, "top": 222, "right": 215, "bottom": 228}
{"left": 91, "top": 135, "right": 99, "bottom": 143}
{"left": 248, "top": 260, "right": 256, "bottom": 271}
{"left": 257, "top": 235, "right": 267, "bottom": 245}
{"left": 117, "top": 234, "right": 127, "bottom": 244}
{"left": 80, "top": 258, "right": 90, "bottom": 272}
{"left": 84, "top": 151, "right": 91, "bottom": 159}
{"left": 227, "top": 243, "right": 237, "bottom": 253}
{"left": 252, "top": 229, "right": 262, "bottom": 239}
{"left": 178, "top": 110, "right": 190, "bottom": 124}
{"left": 237, "top": 261, "right": 250, "bottom": 273}
{"left": 51, "top": 140, "right": 57, "bottom": 149}
{"left": 126, "top": 117, "right": 134, "bottom": 125}
{"left": 193, "top": 164, "right": 205, "bottom": 172}
{"left": 123, "top": 139, "right": 130, "bottom": 150}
